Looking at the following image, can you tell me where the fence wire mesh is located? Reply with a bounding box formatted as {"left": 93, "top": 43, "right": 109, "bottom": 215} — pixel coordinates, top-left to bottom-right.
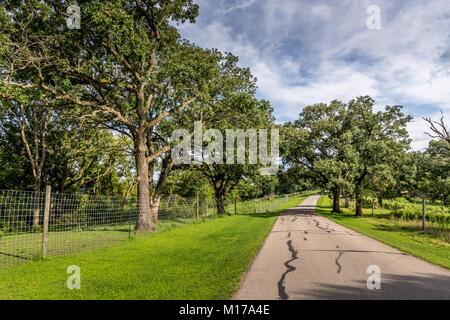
{"left": 0, "top": 189, "right": 292, "bottom": 269}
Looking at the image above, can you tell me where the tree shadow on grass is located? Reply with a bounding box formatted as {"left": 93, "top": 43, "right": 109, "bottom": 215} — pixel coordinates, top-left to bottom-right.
{"left": 237, "top": 211, "right": 282, "bottom": 219}
{"left": 0, "top": 251, "right": 30, "bottom": 260}
{"left": 374, "top": 222, "right": 449, "bottom": 238}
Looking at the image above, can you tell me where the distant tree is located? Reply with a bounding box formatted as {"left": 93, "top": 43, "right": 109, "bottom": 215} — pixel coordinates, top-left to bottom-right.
{"left": 275, "top": 167, "right": 312, "bottom": 195}
{"left": 1, "top": 101, "right": 52, "bottom": 226}
{"left": 344, "top": 97, "right": 412, "bottom": 216}
{"left": 281, "top": 96, "right": 412, "bottom": 216}
{"left": 281, "top": 100, "right": 351, "bottom": 213}
{"left": 409, "top": 140, "right": 449, "bottom": 204}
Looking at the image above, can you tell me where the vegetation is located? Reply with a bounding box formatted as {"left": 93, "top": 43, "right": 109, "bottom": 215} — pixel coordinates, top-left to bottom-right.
{"left": 0, "top": 0, "right": 448, "bottom": 296}
{"left": 281, "top": 97, "right": 412, "bottom": 216}
{"left": 384, "top": 199, "right": 449, "bottom": 239}
{"left": 316, "top": 195, "right": 450, "bottom": 269}
{"left": 0, "top": 193, "right": 311, "bottom": 299}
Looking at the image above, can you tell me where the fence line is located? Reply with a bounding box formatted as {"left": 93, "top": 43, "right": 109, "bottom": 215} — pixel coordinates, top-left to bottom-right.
{"left": 0, "top": 189, "right": 298, "bottom": 269}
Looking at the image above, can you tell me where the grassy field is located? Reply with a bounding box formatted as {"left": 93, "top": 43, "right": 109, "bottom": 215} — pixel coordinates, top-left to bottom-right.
{"left": 0, "top": 215, "right": 215, "bottom": 268}
{"left": 0, "top": 192, "right": 315, "bottom": 300}
{"left": 0, "top": 195, "right": 292, "bottom": 268}
{"left": 316, "top": 195, "right": 450, "bottom": 269}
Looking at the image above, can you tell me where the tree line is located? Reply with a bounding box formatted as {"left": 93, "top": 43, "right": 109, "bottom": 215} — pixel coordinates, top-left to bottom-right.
{"left": 281, "top": 97, "right": 449, "bottom": 215}
{"left": 0, "top": 1, "right": 448, "bottom": 231}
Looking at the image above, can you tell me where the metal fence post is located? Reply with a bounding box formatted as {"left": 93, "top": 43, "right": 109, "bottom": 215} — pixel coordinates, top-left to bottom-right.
{"left": 234, "top": 198, "right": 237, "bottom": 215}
{"left": 196, "top": 192, "right": 199, "bottom": 222}
{"left": 41, "top": 186, "right": 51, "bottom": 257}
{"left": 422, "top": 198, "right": 426, "bottom": 231}
{"left": 128, "top": 208, "right": 132, "bottom": 239}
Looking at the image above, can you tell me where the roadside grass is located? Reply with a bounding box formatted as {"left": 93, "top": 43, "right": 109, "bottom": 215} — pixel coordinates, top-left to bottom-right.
{"left": 0, "top": 192, "right": 315, "bottom": 300}
{"left": 316, "top": 195, "right": 450, "bottom": 270}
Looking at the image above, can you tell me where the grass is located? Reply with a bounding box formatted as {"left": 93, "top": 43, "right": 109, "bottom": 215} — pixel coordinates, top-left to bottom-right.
{"left": 0, "top": 215, "right": 216, "bottom": 268}
{"left": 0, "top": 194, "right": 293, "bottom": 268}
{"left": 316, "top": 195, "right": 450, "bottom": 270}
{"left": 0, "top": 195, "right": 294, "bottom": 268}
{"left": 0, "top": 192, "right": 315, "bottom": 300}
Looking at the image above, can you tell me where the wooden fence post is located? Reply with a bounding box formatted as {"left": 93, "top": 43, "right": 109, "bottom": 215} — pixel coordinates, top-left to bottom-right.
{"left": 41, "top": 185, "right": 51, "bottom": 257}
{"left": 372, "top": 199, "right": 375, "bottom": 216}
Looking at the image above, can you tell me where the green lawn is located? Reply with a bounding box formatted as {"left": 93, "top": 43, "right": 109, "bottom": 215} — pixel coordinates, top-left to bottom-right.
{"left": 0, "top": 195, "right": 293, "bottom": 268}
{"left": 0, "top": 192, "right": 315, "bottom": 300}
{"left": 316, "top": 195, "right": 450, "bottom": 269}
{"left": 0, "top": 215, "right": 216, "bottom": 268}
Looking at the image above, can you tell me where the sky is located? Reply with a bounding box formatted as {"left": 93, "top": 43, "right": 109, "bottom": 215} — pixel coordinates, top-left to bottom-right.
{"left": 178, "top": 0, "right": 450, "bottom": 151}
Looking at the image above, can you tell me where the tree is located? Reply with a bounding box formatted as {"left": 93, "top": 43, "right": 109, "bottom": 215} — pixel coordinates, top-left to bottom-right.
{"left": 0, "top": 0, "right": 225, "bottom": 230}
{"left": 344, "top": 97, "right": 411, "bottom": 216}
{"left": 424, "top": 114, "right": 449, "bottom": 149}
{"left": 1, "top": 101, "right": 51, "bottom": 227}
{"left": 409, "top": 140, "right": 450, "bottom": 204}
{"left": 275, "top": 167, "right": 312, "bottom": 195}
{"left": 281, "top": 100, "right": 351, "bottom": 213}
{"left": 191, "top": 96, "right": 275, "bottom": 215}
{"left": 281, "top": 96, "right": 412, "bottom": 216}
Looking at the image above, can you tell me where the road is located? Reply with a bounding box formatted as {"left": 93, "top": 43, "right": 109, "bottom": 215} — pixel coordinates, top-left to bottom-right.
{"left": 234, "top": 194, "right": 450, "bottom": 300}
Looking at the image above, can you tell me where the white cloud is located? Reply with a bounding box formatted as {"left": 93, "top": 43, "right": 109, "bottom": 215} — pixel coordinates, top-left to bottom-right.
{"left": 181, "top": 0, "right": 450, "bottom": 149}
{"left": 311, "top": 4, "right": 333, "bottom": 19}
{"left": 217, "top": 0, "right": 257, "bottom": 14}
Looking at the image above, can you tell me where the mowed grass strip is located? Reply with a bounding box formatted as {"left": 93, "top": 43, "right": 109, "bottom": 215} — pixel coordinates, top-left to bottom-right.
{"left": 0, "top": 192, "right": 315, "bottom": 300}
{"left": 316, "top": 195, "right": 450, "bottom": 270}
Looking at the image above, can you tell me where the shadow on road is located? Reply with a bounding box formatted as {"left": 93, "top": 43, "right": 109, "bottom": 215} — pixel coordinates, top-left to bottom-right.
{"left": 292, "top": 272, "right": 450, "bottom": 300}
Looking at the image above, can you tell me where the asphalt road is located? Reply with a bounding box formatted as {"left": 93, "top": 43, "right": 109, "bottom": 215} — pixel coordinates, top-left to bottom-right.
{"left": 234, "top": 194, "right": 450, "bottom": 300}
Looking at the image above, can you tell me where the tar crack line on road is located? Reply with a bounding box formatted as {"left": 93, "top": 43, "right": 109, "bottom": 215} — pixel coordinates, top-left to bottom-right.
{"left": 335, "top": 252, "right": 344, "bottom": 273}
{"left": 277, "top": 240, "right": 298, "bottom": 300}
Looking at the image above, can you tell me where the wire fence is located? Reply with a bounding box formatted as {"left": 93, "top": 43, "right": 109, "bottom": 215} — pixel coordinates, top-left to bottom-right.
{"left": 0, "top": 188, "right": 297, "bottom": 269}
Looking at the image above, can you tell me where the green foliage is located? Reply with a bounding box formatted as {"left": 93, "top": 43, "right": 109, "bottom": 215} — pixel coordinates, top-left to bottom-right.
{"left": 282, "top": 96, "right": 412, "bottom": 215}
{"left": 385, "top": 199, "right": 449, "bottom": 229}
{"left": 316, "top": 195, "right": 450, "bottom": 269}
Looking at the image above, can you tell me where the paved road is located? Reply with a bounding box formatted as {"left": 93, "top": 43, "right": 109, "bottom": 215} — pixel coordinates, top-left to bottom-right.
{"left": 234, "top": 194, "right": 450, "bottom": 300}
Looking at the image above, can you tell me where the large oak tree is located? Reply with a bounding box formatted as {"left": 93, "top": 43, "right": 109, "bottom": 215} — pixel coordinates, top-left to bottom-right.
{"left": 0, "top": 0, "right": 234, "bottom": 230}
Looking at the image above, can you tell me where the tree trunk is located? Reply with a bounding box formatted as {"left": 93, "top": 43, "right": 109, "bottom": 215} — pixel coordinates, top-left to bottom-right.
{"left": 378, "top": 196, "right": 383, "bottom": 207}
{"left": 32, "top": 178, "right": 41, "bottom": 227}
{"left": 150, "top": 196, "right": 160, "bottom": 225}
{"left": 355, "top": 184, "right": 363, "bottom": 216}
{"left": 215, "top": 193, "right": 226, "bottom": 215}
{"left": 134, "top": 137, "right": 155, "bottom": 231}
{"left": 344, "top": 197, "right": 350, "bottom": 208}
{"left": 150, "top": 154, "right": 173, "bottom": 225}
{"left": 332, "top": 186, "right": 341, "bottom": 213}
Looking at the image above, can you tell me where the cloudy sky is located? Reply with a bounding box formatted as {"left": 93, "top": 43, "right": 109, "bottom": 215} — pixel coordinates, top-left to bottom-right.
{"left": 178, "top": 0, "right": 450, "bottom": 151}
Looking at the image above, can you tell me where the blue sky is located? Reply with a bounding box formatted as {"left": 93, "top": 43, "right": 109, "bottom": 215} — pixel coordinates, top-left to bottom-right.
{"left": 178, "top": 0, "right": 450, "bottom": 151}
